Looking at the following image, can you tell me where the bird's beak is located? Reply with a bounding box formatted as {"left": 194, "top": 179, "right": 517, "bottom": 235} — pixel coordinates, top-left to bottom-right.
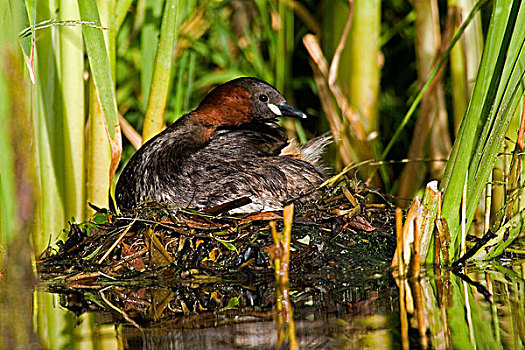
{"left": 268, "top": 103, "right": 307, "bottom": 119}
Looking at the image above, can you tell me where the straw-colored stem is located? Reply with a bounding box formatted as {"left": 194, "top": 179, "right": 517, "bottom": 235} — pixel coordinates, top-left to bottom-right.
{"left": 86, "top": 79, "right": 111, "bottom": 216}
{"left": 449, "top": 0, "right": 484, "bottom": 133}
{"left": 303, "top": 33, "right": 363, "bottom": 167}
{"left": 397, "top": 0, "right": 451, "bottom": 206}
{"left": 394, "top": 208, "right": 404, "bottom": 276}
{"left": 280, "top": 203, "right": 294, "bottom": 285}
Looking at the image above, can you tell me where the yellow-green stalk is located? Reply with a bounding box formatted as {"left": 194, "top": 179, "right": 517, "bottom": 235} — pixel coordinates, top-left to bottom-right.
{"left": 322, "top": 0, "right": 381, "bottom": 170}
{"left": 85, "top": 0, "right": 116, "bottom": 217}
{"left": 32, "top": 2, "right": 66, "bottom": 251}
{"left": 142, "top": 0, "right": 180, "bottom": 143}
{"left": 58, "top": 0, "right": 85, "bottom": 221}
{"left": 86, "top": 79, "right": 112, "bottom": 216}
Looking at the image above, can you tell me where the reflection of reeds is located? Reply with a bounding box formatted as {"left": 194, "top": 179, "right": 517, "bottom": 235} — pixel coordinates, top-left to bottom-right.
{"left": 394, "top": 263, "right": 524, "bottom": 349}
{"left": 271, "top": 204, "right": 298, "bottom": 349}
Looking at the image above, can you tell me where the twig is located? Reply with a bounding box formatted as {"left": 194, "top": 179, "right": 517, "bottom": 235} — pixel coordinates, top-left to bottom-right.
{"left": 144, "top": 228, "right": 175, "bottom": 264}
{"left": 394, "top": 208, "right": 405, "bottom": 277}
{"left": 451, "top": 230, "right": 497, "bottom": 267}
{"left": 119, "top": 114, "right": 142, "bottom": 150}
{"left": 98, "top": 218, "right": 137, "bottom": 264}
{"left": 66, "top": 271, "right": 102, "bottom": 282}
{"left": 100, "top": 290, "right": 141, "bottom": 329}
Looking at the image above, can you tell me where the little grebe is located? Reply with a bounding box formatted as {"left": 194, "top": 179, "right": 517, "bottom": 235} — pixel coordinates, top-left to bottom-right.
{"left": 115, "top": 77, "right": 329, "bottom": 213}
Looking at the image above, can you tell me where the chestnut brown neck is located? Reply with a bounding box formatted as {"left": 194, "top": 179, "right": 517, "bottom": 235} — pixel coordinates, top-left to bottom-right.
{"left": 192, "top": 85, "right": 253, "bottom": 127}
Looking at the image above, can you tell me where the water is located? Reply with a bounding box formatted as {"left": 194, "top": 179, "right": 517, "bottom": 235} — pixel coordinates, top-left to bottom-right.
{"left": 24, "top": 261, "right": 525, "bottom": 349}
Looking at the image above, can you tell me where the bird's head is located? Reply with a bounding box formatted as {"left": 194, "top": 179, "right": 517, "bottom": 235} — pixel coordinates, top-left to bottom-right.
{"left": 192, "top": 77, "right": 306, "bottom": 127}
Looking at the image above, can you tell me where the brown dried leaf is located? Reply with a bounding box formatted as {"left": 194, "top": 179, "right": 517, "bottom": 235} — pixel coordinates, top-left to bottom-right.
{"left": 346, "top": 215, "right": 375, "bottom": 232}
{"left": 121, "top": 243, "right": 145, "bottom": 271}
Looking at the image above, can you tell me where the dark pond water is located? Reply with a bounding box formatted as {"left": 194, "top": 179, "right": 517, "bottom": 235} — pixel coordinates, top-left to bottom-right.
{"left": 10, "top": 260, "right": 522, "bottom": 349}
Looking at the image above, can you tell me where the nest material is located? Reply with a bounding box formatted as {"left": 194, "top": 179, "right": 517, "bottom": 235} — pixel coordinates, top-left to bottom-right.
{"left": 37, "top": 182, "right": 395, "bottom": 284}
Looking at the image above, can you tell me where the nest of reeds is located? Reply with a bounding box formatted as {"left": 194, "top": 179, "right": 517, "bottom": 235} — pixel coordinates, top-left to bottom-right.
{"left": 37, "top": 179, "right": 396, "bottom": 284}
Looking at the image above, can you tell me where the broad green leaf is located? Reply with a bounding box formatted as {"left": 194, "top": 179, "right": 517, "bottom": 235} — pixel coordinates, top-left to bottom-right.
{"left": 441, "top": 0, "right": 525, "bottom": 258}
{"left": 77, "top": 0, "right": 119, "bottom": 140}
{"left": 142, "top": 0, "right": 181, "bottom": 143}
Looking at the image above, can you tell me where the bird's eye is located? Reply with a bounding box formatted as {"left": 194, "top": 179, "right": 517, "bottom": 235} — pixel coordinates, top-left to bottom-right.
{"left": 259, "top": 94, "right": 269, "bottom": 102}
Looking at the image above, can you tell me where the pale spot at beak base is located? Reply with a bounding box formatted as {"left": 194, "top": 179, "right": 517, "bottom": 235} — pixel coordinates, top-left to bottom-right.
{"left": 267, "top": 103, "right": 282, "bottom": 116}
